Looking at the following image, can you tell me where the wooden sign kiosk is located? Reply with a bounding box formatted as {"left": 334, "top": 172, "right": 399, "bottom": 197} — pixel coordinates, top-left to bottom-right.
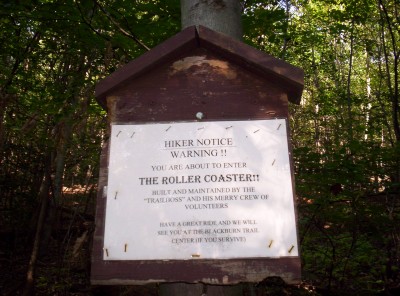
{"left": 91, "top": 25, "right": 304, "bottom": 285}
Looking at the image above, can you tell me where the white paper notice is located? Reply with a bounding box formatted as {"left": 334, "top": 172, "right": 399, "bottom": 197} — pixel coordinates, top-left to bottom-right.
{"left": 103, "top": 119, "right": 298, "bottom": 260}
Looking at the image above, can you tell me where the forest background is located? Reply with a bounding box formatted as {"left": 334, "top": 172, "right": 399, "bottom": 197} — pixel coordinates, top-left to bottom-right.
{"left": 0, "top": 0, "right": 399, "bottom": 295}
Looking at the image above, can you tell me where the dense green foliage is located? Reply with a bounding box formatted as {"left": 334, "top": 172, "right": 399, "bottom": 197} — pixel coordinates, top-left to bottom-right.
{"left": 0, "top": 0, "right": 399, "bottom": 295}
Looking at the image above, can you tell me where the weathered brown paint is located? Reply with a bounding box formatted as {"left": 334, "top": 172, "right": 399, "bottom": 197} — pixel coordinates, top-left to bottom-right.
{"left": 95, "top": 26, "right": 303, "bottom": 107}
{"left": 107, "top": 50, "right": 288, "bottom": 123}
{"left": 92, "top": 25, "right": 303, "bottom": 285}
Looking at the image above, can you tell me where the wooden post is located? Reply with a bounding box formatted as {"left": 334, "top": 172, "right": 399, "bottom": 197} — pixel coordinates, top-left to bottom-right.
{"left": 166, "top": 10, "right": 241, "bottom": 294}
{"left": 181, "top": 0, "right": 243, "bottom": 40}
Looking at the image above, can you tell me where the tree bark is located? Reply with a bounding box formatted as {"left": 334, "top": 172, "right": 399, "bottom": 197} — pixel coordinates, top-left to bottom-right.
{"left": 158, "top": 1, "right": 245, "bottom": 295}
{"left": 23, "top": 162, "right": 51, "bottom": 296}
{"left": 181, "top": 0, "right": 243, "bottom": 40}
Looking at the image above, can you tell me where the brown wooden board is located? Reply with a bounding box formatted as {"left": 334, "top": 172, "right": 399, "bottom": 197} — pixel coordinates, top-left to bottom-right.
{"left": 91, "top": 25, "right": 303, "bottom": 285}
{"left": 95, "top": 26, "right": 303, "bottom": 108}
{"left": 106, "top": 49, "right": 289, "bottom": 123}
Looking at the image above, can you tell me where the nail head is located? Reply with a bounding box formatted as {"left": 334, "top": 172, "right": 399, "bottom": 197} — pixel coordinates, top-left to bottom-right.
{"left": 196, "top": 112, "right": 204, "bottom": 120}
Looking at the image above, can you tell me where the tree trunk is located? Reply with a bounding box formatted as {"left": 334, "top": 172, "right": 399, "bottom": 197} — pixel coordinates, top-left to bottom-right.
{"left": 23, "top": 162, "right": 51, "bottom": 296}
{"left": 181, "top": 0, "right": 243, "bottom": 40}
{"left": 158, "top": 1, "right": 245, "bottom": 295}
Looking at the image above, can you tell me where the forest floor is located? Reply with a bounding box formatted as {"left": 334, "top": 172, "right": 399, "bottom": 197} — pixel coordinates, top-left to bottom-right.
{"left": 0, "top": 187, "right": 396, "bottom": 295}
{"left": 0, "top": 225, "right": 318, "bottom": 296}
{"left": 2, "top": 233, "right": 390, "bottom": 296}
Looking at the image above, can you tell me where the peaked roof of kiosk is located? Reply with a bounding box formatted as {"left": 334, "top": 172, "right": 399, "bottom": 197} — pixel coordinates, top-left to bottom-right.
{"left": 95, "top": 25, "right": 304, "bottom": 109}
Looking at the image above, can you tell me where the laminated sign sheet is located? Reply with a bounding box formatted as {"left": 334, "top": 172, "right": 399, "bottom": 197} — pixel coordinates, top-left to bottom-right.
{"left": 103, "top": 119, "right": 298, "bottom": 260}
